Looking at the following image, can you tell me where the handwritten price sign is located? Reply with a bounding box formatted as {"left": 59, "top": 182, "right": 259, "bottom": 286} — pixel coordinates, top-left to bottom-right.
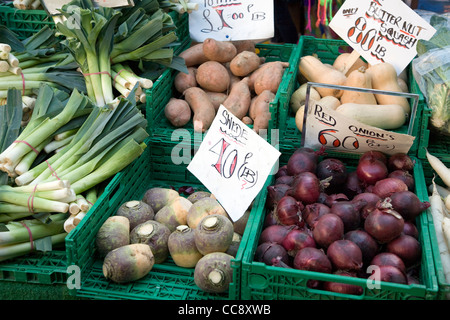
{"left": 329, "top": 0, "right": 436, "bottom": 74}
{"left": 188, "top": 0, "right": 274, "bottom": 42}
{"left": 187, "top": 105, "right": 280, "bottom": 221}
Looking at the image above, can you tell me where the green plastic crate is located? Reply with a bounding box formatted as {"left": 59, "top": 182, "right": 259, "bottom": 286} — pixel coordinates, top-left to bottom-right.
{"left": 65, "top": 137, "right": 266, "bottom": 300}
{"left": 280, "top": 36, "right": 424, "bottom": 157}
{"left": 0, "top": 3, "right": 54, "bottom": 40}
{"left": 145, "top": 42, "right": 301, "bottom": 144}
{"left": 240, "top": 152, "right": 439, "bottom": 300}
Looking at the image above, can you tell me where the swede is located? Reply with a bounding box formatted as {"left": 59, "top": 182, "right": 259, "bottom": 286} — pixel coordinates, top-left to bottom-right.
{"left": 154, "top": 196, "right": 193, "bottom": 232}
{"left": 187, "top": 191, "right": 212, "bottom": 204}
{"left": 194, "top": 214, "right": 234, "bottom": 255}
{"left": 142, "top": 187, "right": 179, "bottom": 213}
{"left": 116, "top": 200, "right": 154, "bottom": 230}
{"left": 95, "top": 216, "right": 130, "bottom": 258}
{"left": 194, "top": 252, "right": 234, "bottom": 293}
{"left": 187, "top": 197, "right": 228, "bottom": 229}
{"left": 168, "top": 225, "right": 203, "bottom": 268}
{"left": 102, "top": 243, "right": 154, "bottom": 283}
{"left": 130, "top": 220, "right": 171, "bottom": 264}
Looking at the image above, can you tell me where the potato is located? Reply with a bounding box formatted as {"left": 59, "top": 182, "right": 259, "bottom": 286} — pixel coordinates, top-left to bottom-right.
{"left": 249, "top": 89, "right": 275, "bottom": 133}
{"left": 229, "top": 51, "right": 261, "bottom": 77}
{"left": 179, "top": 43, "right": 209, "bottom": 67}
{"left": 202, "top": 38, "right": 237, "bottom": 63}
{"left": 222, "top": 77, "right": 251, "bottom": 120}
{"left": 205, "top": 91, "right": 228, "bottom": 112}
{"left": 164, "top": 97, "right": 191, "bottom": 127}
{"left": 196, "top": 61, "right": 230, "bottom": 93}
{"left": 232, "top": 40, "right": 256, "bottom": 54}
{"left": 251, "top": 61, "right": 289, "bottom": 95}
{"left": 184, "top": 86, "right": 217, "bottom": 133}
{"left": 174, "top": 67, "right": 197, "bottom": 93}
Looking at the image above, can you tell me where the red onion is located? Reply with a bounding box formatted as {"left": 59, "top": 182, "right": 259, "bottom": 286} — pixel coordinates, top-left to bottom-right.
{"left": 370, "top": 252, "right": 406, "bottom": 272}
{"left": 386, "top": 234, "right": 422, "bottom": 267}
{"left": 259, "top": 224, "right": 297, "bottom": 244}
{"left": 372, "top": 178, "right": 408, "bottom": 199}
{"left": 275, "top": 165, "right": 289, "bottom": 179}
{"left": 323, "top": 271, "right": 363, "bottom": 296}
{"left": 275, "top": 175, "right": 294, "bottom": 186}
{"left": 288, "top": 172, "right": 321, "bottom": 204}
{"left": 266, "top": 184, "right": 291, "bottom": 209}
{"left": 356, "top": 158, "right": 388, "bottom": 185}
{"left": 275, "top": 195, "right": 304, "bottom": 226}
{"left": 302, "top": 203, "right": 330, "bottom": 228}
{"left": 359, "top": 150, "right": 388, "bottom": 164}
{"left": 403, "top": 221, "right": 419, "bottom": 239}
{"left": 312, "top": 214, "right": 345, "bottom": 248}
{"left": 352, "top": 192, "right": 381, "bottom": 207}
{"left": 293, "top": 247, "right": 332, "bottom": 273}
{"left": 343, "top": 171, "right": 364, "bottom": 198}
{"left": 263, "top": 209, "right": 278, "bottom": 228}
{"left": 364, "top": 200, "right": 405, "bottom": 243}
{"left": 388, "top": 191, "right": 430, "bottom": 221}
{"left": 327, "top": 239, "right": 363, "bottom": 271}
{"left": 344, "top": 230, "right": 379, "bottom": 265}
{"left": 388, "top": 153, "right": 415, "bottom": 172}
{"left": 281, "top": 229, "right": 316, "bottom": 257}
{"left": 317, "top": 192, "right": 348, "bottom": 207}
{"left": 407, "top": 274, "right": 420, "bottom": 285}
{"left": 330, "top": 200, "right": 366, "bottom": 232}
{"left": 388, "top": 170, "right": 415, "bottom": 191}
{"left": 316, "top": 158, "right": 348, "bottom": 192}
{"left": 286, "top": 148, "right": 319, "bottom": 176}
{"left": 255, "top": 242, "right": 289, "bottom": 266}
{"left": 272, "top": 256, "right": 292, "bottom": 268}
{"left": 372, "top": 265, "right": 408, "bottom": 284}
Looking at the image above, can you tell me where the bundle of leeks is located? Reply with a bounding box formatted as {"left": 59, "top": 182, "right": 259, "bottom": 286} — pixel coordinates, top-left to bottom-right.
{"left": 53, "top": 0, "right": 186, "bottom": 107}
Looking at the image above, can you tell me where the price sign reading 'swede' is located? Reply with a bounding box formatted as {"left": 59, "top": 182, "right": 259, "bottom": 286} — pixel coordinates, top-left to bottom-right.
{"left": 188, "top": 0, "right": 274, "bottom": 42}
{"left": 187, "top": 105, "right": 280, "bottom": 222}
{"left": 329, "top": 0, "right": 436, "bottom": 74}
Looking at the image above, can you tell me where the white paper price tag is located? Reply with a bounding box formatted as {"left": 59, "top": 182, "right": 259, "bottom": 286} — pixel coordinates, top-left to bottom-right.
{"left": 187, "top": 105, "right": 280, "bottom": 222}
{"left": 329, "top": 0, "right": 436, "bottom": 74}
{"left": 188, "top": 0, "right": 274, "bottom": 42}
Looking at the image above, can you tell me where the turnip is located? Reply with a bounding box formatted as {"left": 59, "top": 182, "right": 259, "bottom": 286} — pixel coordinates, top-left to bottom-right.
{"left": 226, "top": 232, "right": 242, "bottom": 257}
{"left": 154, "top": 196, "right": 193, "bottom": 232}
{"left": 102, "top": 243, "right": 154, "bottom": 283}
{"left": 187, "top": 197, "right": 228, "bottom": 229}
{"left": 194, "top": 214, "right": 234, "bottom": 255}
{"left": 168, "top": 225, "right": 203, "bottom": 268}
{"left": 194, "top": 252, "right": 234, "bottom": 293}
{"left": 116, "top": 200, "right": 154, "bottom": 230}
{"left": 233, "top": 209, "right": 250, "bottom": 236}
{"left": 142, "top": 187, "right": 179, "bottom": 213}
{"left": 187, "top": 191, "right": 212, "bottom": 203}
{"left": 130, "top": 220, "right": 171, "bottom": 264}
{"left": 95, "top": 216, "right": 130, "bottom": 258}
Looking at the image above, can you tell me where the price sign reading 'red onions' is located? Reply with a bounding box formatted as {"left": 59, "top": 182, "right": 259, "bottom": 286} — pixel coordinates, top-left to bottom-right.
{"left": 187, "top": 105, "right": 280, "bottom": 222}
{"left": 329, "top": 0, "right": 436, "bottom": 75}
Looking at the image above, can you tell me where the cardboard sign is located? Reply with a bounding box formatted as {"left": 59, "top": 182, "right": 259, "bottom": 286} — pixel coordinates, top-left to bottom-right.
{"left": 329, "top": 0, "right": 436, "bottom": 74}
{"left": 187, "top": 105, "right": 280, "bottom": 221}
{"left": 42, "top": 0, "right": 134, "bottom": 15}
{"left": 302, "top": 83, "right": 418, "bottom": 156}
{"left": 188, "top": 0, "right": 274, "bottom": 42}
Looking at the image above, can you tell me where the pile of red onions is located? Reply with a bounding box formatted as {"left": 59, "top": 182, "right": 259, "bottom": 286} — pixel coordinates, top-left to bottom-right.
{"left": 255, "top": 149, "right": 429, "bottom": 295}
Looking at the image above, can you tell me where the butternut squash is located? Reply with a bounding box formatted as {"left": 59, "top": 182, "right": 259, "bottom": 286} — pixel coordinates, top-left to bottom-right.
{"left": 290, "top": 83, "right": 321, "bottom": 113}
{"left": 332, "top": 52, "right": 368, "bottom": 76}
{"left": 336, "top": 103, "right": 407, "bottom": 129}
{"left": 340, "top": 66, "right": 377, "bottom": 105}
{"left": 298, "top": 55, "right": 347, "bottom": 98}
{"left": 366, "top": 62, "right": 411, "bottom": 115}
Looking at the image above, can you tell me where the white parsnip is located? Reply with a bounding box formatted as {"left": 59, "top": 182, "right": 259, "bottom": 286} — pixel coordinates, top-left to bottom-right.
{"left": 430, "top": 180, "right": 450, "bottom": 285}
{"left": 426, "top": 149, "right": 450, "bottom": 188}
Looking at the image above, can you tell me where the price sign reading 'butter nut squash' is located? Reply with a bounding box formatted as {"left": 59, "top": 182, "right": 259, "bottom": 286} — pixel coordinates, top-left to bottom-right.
{"left": 188, "top": 0, "right": 274, "bottom": 42}
{"left": 187, "top": 105, "right": 280, "bottom": 222}
{"left": 329, "top": 0, "right": 436, "bottom": 75}
{"left": 301, "top": 83, "right": 418, "bottom": 156}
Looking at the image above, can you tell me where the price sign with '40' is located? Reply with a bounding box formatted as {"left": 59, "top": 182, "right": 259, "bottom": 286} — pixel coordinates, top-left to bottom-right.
{"left": 187, "top": 105, "right": 280, "bottom": 222}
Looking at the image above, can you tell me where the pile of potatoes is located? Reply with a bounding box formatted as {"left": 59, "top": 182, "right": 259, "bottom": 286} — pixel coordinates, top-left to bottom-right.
{"left": 95, "top": 186, "right": 250, "bottom": 293}
{"left": 164, "top": 38, "right": 290, "bottom": 133}
{"left": 291, "top": 51, "right": 411, "bottom": 132}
